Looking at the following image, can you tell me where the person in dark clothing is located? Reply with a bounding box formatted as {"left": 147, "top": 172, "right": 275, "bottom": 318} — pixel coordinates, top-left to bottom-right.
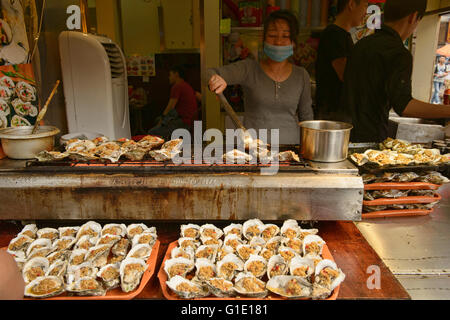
{"left": 148, "top": 65, "right": 199, "bottom": 139}
{"left": 341, "top": 0, "right": 450, "bottom": 143}
{"left": 315, "top": 0, "right": 368, "bottom": 120}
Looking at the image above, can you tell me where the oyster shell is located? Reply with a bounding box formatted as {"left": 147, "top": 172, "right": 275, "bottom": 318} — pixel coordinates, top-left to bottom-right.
{"left": 289, "top": 256, "right": 315, "bottom": 282}
{"left": 200, "top": 236, "right": 223, "bottom": 247}
{"left": 194, "top": 258, "right": 217, "bottom": 281}
{"left": 243, "top": 219, "right": 264, "bottom": 240}
{"left": 35, "top": 150, "right": 69, "bottom": 162}
{"left": 264, "top": 236, "right": 284, "bottom": 252}
{"left": 111, "top": 237, "right": 131, "bottom": 256}
{"left": 199, "top": 224, "right": 223, "bottom": 240}
{"left": 244, "top": 254, "right": 267, "bottom": 278}
{"left": 166, "top": 275, "right": 209, "bottom": 299}
{"left": 26, "top": 238, "right": 52, "bottom": 258}
{"left": 223, "top": 223, "right": 243, "bottom": 237}
{"left": 216, "top": 245, "right": 235, "bottom": 261}
{"left": 93, "top": 142, "right": 125, "bottom": 163}
{"left": 164, "top": 257, "right": 195, "bottom": 279}
{"left": 277, "top": 151, "right": 300, "bottom": 162}
{"left": 236, "top": 244, "right": 262, "bottom": 261}
{"left": 249, "top": 236, "right": 266, "bottom": 248}
{"left": 65, "top": 139, "right": 97, "bottom": 154}
{"left": 278, "top": 246, "right": 299, "bottom": 263}
{"left": 75, "top": 235, "right": 98, "bottom": 251}
{"left": 180, "top": 224, "right": 201, "bottom": 239}
{"left": 97, "top": 263, "right": 121, "bottom": 290}
{"left": 260, "top": 247, "right": 276, "bottom": 261}
{"left": 178, "top": 237, "right": 200, "bottom": 250}
{"left": 282, "top": 237, "right": 303, "bottom": 254}
{"left": 46, "top": 260, "right": 68, "bottom": 278}
{"left": 234, "top": 272, "right": 268, "bottom": 298}
{"left": 131, "top": 231, "right": 157, "bottom": 248}
{"left": 52, "top": 236, "right": 76, "bottom": 252}
{"left": 19, "top": 224, "right": 38, "bottom": 239}
{"left": 126, "top": 243, "right": 152, "bottom": 260}
{"left": 267, "top": 254, "right": 289, "bottom": 279}
{"left": 68, "top": 249, "right": 88, "bottom": 266}
{"left": 120, "top": 257, "right": 148, "bottom": 293}
{"left": 302, "top": 235, "right": 326, "bottom": 258}
{"left": 66, "top": 261, "right": 98, "bottom": 284}
{"left": 58, "top": 226, "right": 80, "bottom": 238}
{"left": 223, "top": 234, "right": 245, "bottom": 250}
{"left": 22, "top": 257, "right": 50, "bottom": 283}
{"left": 171, "top": 246, "right": 195, "bottom": 261}
{"left": 313, "top": 259, "right": 345, "bottom": 292}
{"left": 136, "top": 135, "right": 165, "bottom": 150}
{"left": 101, "top": 223, "right": 127, "bottom": 237}
{"left": 66, "top": 276, "right": 106, "bottom": 296}
{"left": 195, "top": 244, "right": 219, "bottom": 262}
{"left": 7, "top": 234, "right": 34, "bottom": 255}
{"left": 76, "top": 221, "right": 102, "bottom": 240}
{"left": 85, "top": 244, "right": 112, "bottom": 268}
{"left": 222, "top": 149, "right": 253, "bottom": 163}
{"left": 205, "top": 278, "right": 236, "bottom": 298}
{"left": 297, "top": 228, "right": 319, "bottom": 240}
{"left": 27, "top": 247, "right": 54, "bottom": 260}
{"left": 266, "top": 275, "right": 312, "bottom": 299}
{"left": 126, "top": 223, "right": 150, "bottom": 239}
{"left": 260, "top": 224, "right": 280, "bottom": 241}
{"left": 216, "top": 253, "right": 244, "bottom": 281}
{"left": 24, "top": 276, "right": 65, "bottom": 298}
{"left": 36, "top": 228, "right": 59, "bottom": 242}
{"left": 280, "top": 220, "right": 300, "bottom": 239}
{"left": 96, "top": 234, "right": 121, "bottom": 247}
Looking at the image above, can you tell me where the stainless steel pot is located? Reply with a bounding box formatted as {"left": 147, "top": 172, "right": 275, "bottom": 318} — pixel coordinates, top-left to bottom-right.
{"left": 0, "top": 126, "right": 60, "bottom": 159}
{"left": 299, "top": 121, "right": 353, "bottom": 162}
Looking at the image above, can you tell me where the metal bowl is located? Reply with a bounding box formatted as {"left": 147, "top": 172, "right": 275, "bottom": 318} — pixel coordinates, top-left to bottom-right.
{"left": 0, "top": 126, "right": 60, "bottom": 159}
{"left": 299, "top": 121, "right": 353, "bottom": 163}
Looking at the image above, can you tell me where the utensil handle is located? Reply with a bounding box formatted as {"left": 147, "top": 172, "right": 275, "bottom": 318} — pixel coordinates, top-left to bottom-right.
{"left": 32, "top": 80, "right": 60, "bottom": 134}
{"left": 217, "top": 93, "right": 246, "bottom": 131}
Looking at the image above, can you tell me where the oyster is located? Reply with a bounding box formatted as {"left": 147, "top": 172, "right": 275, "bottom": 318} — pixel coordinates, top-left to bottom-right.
{"left": 350, "top": 153, "right": 368, "bottom": 166}
{"left": 260, "top": 224, "right": 280, "bottom": 241}
{"left": 101, "top": 223, "right": 127, "bottom": 237}
{"left": 7, "top": 234, "right": 34, "bottom": 255}
{"left": 205, "top": 278, "right": 236, "bottom": 298}
{"left": 194, "top": 258, "right": 217, "bottom": 281}
{"left": 35, "top": 150, "right": 69, "bottom": 162}
{"left": 267, "top": 254, "right": 289, "bottom": 279}
{"left": 85, "top": 244, "right": 112, "bottom": 268}
{"left": 260, "top": 247, "right": 276, "bottom": 261}
{"left": 58, "top": 226, "right": 80, "bottom": 238}
{"left": 222, "top": 149, "right": 253, "bottom": 163}
{"left": 195, "top": 244, "right": 219, "bottom": 262}
{"left": 164, "top": 257, "right": 195, "bottom": 279}
{"left": 223, "top": 234, "right": 245, "bottom": 250}
{"left": 244, "top": 254, "right": 267, "bottom": 278}
{"left": 26, "top": 238, "right": 52, "bottom": 258}
{"left": 171, "top": 246, "right": 195, "bottom": 261}
{"left": 223, "top": 223, "right": 243, "bottom": 237}
{"left": 66, "top": 261, "right": 98, "bottom": 283}
{"left": 93, "top": 142, "right": 124, "bottom": 163}
{"left": 297, "top": 228, "right": 319, "bottom": 241}
{"left": 96, "top": 234, "right": 121, "bottom": 247}
{"left": 236, "top": 244, "right": 262, "bottom": 261}
{"left": 97, "top": 263, "right": 121, "bottom": 290}
{"left": 66, "top": 276, "right": 106, "bottom": 296}
{"left": 199, "top": 224, "right": 223, "bottom": 240}
{"left": 92, "top": 136, "right": 109, "bottom": 146}
{"left": 37, "top": 228, "right": 59, "bottom": 242}
{"left": 52, "top": 236, "right": 76, "bottom": 252}
{"left": 249, "top": 236, "right": 266, "bottom": 248}
{"left": 22, "top": 257, "right": 50, "bottom": 283}
{"left": 302, "top": 235, "right": 326, "bottom": 258}
{"left": 28, "top": 247, "right": 54, "bottom": 260}
{"left": 180, "top": 224, "right": 201, "bottom": 239}
{"left": 46, "top": 260, "right": 68, "bottom": 278}
{"left": 120, "top": 257, "right": 148, "bottom": 293}
{"left": 24, "top": 276, "right": 65, "bottom": 298}
{"left": 166, "top": 275, "right": 209, "bottom": 299}
{"left": 75, "top": 235, "right": 98, "bottom": 251}
{"left": 137, "top": 135, "right": 165, "bottom": 150}
{"left": 216, "top": 245, "right": 235, "bottom": 261}
{"left": 131, "top": 231, "right": 157, "bottom": 248}
{"left": 282, "top": 237, "right": 303, "bottom": 254}
{"left": 178, "top": 237, "right": 200, "bottom": 250}
{"left": 149, "top": 149, "right": 179, "bottom": 161}
{"left": 266, "top": 275, "right": 312, "bottom": 299}
{"left": 264, "top": 236, "right": 284, "bottom": 252}
{"left": 278, "top": 246, "right": 299, "bottom": 263}
{"left": 234, "top": 272, "right": 268, "bottom": 298}
{"left": 200, "top": 236, "right": 223, "bottom": 247}
{"left": 280, "top": 220, "right": 300, "bottom": 239}
{"left": 216, "top": 253, "right": 244, "bottom": 281}
{"left": 242, "top": 219, "right": 264, "bottom": 240}
{"left": 126, "top": 243, "right": 152, "bottom": 260}
{"left": 161, "top": 138, "right": 183, "bottom": 153}
{"left": 289, "top": 256, "right": 315, "bottom": 282}
{"left": 126, "top": 223, "right": 149, "bottom": 239}
{"left": 68, "top": 249, "right": 88, "bottom": 266}
{"left": 277, "top": 151, "right": 300, "bottom": 162}
{"left": 76, "top": 221, "right": 102, "bottom": 240}
{"left": 65, "top": 139, "right": 97, "bottom": 154}
{"left": 109, "top": 254, "right": 126, "bottom": 264}
{"left": 312, "top": 259, "right": 345, "bottom": 299}
{"left": 19, "top": 224, "right": 38, "bottom": 239}
{"left": 111, "top": 237, "right": 131, "bottom": 256}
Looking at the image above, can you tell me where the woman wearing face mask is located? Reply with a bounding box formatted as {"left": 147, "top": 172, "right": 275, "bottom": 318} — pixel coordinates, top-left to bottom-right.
{"left": 208, "top": 10, "right": 313, "bottom": 145}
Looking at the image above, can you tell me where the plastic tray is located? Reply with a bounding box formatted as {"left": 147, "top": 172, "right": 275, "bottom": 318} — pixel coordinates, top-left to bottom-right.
{"left": 362, "top": 209, "right": 433, "bottom": 219}
{"left": 158, "top": 240, "right": 339, "bottom": 300}
{"left": 363, "top": 193, "right": 441, "bottom": 206}
{"left": 364, "top": 182, "right": 441, "bottom": 191}
{"left": 3, "top": 240, "right": 160, "bottom": 300}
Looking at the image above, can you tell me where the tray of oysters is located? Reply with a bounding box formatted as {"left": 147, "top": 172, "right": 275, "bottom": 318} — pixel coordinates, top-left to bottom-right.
{"left": 157, "top": 219, "right": 345, "bottom": 300}
{"left": 4, "top": 221, "right": 159, "bottom": 299}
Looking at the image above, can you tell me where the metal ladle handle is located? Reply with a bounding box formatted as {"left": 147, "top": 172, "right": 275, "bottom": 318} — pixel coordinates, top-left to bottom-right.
{"left": 217, "top": 93, "right": 246, "bottom": 131}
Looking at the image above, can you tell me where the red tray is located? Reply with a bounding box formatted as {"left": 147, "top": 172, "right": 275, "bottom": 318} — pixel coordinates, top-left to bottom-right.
{"left": 158, "top": 240, "right": 340, "bottom": 300}
{"left": 363, "top": 193, "right": 442, "bottom": 206}
{"left": 364, "top": 182, "right": 441, "bottom": 191}
{"left": 3, "top": 240, "right": 160, "bottom": 300}
{"left": 362, "top": 209, "right": 433, "bottom": 219}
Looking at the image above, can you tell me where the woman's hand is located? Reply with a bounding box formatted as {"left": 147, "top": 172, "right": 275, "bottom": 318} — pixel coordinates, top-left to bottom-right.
{"left": 208, "top": 75, "right": 227, "bottom": 94}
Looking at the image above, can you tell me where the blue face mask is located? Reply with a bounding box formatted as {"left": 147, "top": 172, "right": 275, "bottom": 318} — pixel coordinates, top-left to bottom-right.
{"left": 263, "top": 42, "right": 294, "bottom": 62}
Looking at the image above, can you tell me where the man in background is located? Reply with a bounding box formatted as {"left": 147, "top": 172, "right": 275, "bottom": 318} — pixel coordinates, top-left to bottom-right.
{"left": 315, "top": 0, "right": 368, "bottom": 120}
{"left": 148, "top": 65, "right": 199, "bottom": 139}
{"left": 431, "top": 55, "right": 448, "bottom": 104}
{"left": 341, "top": 0, "right": 450, "bottom": 143}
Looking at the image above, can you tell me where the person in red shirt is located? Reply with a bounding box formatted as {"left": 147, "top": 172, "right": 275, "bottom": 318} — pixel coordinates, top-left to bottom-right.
{"left": 149, "top": 65, "right": 199, "bottom": 139}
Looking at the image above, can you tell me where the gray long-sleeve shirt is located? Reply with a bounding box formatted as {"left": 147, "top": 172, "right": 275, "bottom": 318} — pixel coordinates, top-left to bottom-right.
{"left": 210, "top": 58, "right": 313, "bottom": 144}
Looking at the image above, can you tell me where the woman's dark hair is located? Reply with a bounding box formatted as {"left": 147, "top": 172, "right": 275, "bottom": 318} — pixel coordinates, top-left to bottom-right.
{"left": 263, "top": 10, "right": 299, "bottom": 44}
{"left": 170, "top": 65, "right": 186, "bottom": 79}
{"left": 337, "top": 0, "right": 362, "bottom": 15}
{"left": 384, "top": 0, "right": 427, "bottom": 23}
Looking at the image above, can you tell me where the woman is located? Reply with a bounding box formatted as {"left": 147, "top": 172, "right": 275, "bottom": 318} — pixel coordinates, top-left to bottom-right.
{"left": 208, "top": 10, "right": 313, "bottom": 145}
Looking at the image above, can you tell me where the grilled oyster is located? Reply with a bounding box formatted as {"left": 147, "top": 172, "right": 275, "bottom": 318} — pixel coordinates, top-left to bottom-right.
{"left": 76, "top": 221, "right": 102, "bottom": 240}
{"left": 94, "top": 142, "right": 125, "bottom": 163}
{"left": 75, "top": 235, "right": 98, "bottom": 251}
{"left": 101, "top": 223, "right": 127, "bottom": 237}
{"left": 26, "top": 238, "right": 52, "bottom": 258}
{"left": 66, "top": 261, "right": 98, "bottom": 284}
{"left": 264, "top": 236, "right": 284, "bottom": 252}
{"left": 260, "top": 224, "right": 280, "bottom": 241}
{"left": 7, "top": 234, "right": 34, "bottom": 256}
{"left": 222, "top": 149, "right": 253, "bottom": 164}
{"left": 52, "top": 236, "right": 76, "bottom": 252}
{"left": 278, "top": 246, "right": 299, "bottom": 263}
{"left": 297, "top": 228, "right": 319, "bottom": 240}
{"left": 234, "top": 272, "right": 268, "bottom": 298}
{"left": 46, "top": 260, "right": 68, "bottom": 278}
{"left": 205, "top": 278, "right": 236, "bottom": 298}
{"left": 35, "top": 150, "right": 69, "bottom": 162}
{"left": 180, "top": 223, "right": 201, "bottom": 239}
{"left": 216, "top": 245, "right": 235, "bottom": 261}
{"left": 126, "top": 223, "right": 150, "bottom": 240}
{"left": 216, "top": 253, "right": 244, "bottom": 281}
{"left": 111, "top": 237, "right": 131, "bottom": 256}
{"left": 24, "top": 276, "right": 65, "bottom": 298}
{"left": 166, "top": 275, "right": 209, "bottom": 299}
{"left": 282, "top": 237, "right": 303, "bottom": 254}
{"left": 68, "top": 249, "right": 88, "bottom": 266}
{"left": 58, "top": 226, "right": 80, "bottom": 238}
{"left": 302, "top": 235, "right": 326, "bottom": 258}
{"left": 260, "top": 247, "right": 276, "bottom": 261}
{"left": 277, "top": 151, "right": 300, "bottom": 162}
{"left": 194, "top": 258, "right": 217, "bottom": 281}
{"left": 126, "top": 243, "right": 152, "bottom": 260}
{"left": 266, "top": 275, "right": 312, "bottom": 299}
{"left": 195, "top": 244, "right": 219, "bottom": 262}
{"left": 96, "top": 234, "right": 121, "bottom": 247}
{"left": 66, "top": 276, "right": 106, "bottom": 296}
{"left": 223, "top": 234, "right": 245, "bottom": 250}
{"left": 223, "top": 223, "right": 243, "bottom": 237}
{"left": 312, "top": 259, "right": 345, "bottom": 299}
{"left": 136, "top": 135, "right": 165, "bottom": 150}
{"left": 131, "top": 231, "right": 157, "bottom": 248}
{"left": 97, "top": 263, "right": 121, "bottom": 290}
{"left": 178, "top": 237, "right": 200, "bottom": 250}
{"left": 289, "top": 256, "right": 315, "bottom": 282}
{"left": 85, "top": 244, "right": 112, "bottom": 268}
{"left": 199, "top": 224, "right": 223, "bottom": 240}
{"left": 164, "top": 257, "right": 195, "bottom": 279}
{"left": 120, "top": 257, "right": 148, "bottom": 292}
{"left": 22, "top": 257, "right": 50, "bottom": 283}
{"left": 267, "top": 254, "right": 288, "bottom": 279}
{"left": 171, "top": 246, "right": 195, "bottom": 261}
{"left": 280, "top": 220, "right": 300, "bottom": 239}
{"left": 37, "top": 228, "right": 59, "bottom": 242}
{"left": 19, "top": 224, "right": 38, "bottom": 239}
{"left": 244, "top": 254, "right": 267, "bottom": 278}
{"left": 236, "top": 244, "right": 262, "bottom": 261}
{"left": 200, "top": 236, "right": 223, "bottom": 247}
{"left": 249, "top": 236, "right": 266, "bottom": 248}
